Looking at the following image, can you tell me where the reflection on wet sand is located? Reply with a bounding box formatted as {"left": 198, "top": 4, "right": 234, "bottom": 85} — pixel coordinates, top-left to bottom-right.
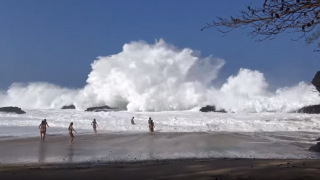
{"left": 0, "top": 132, "right": 318, "bottom": 165}
{"left": 38, "top": 142, "right": 47, "bottom": 163}
{"left": 147, "top": 135, "right": 155, "bottom": 160}
{"left": 68, "top": 145, "right": 74, "bottom": 162}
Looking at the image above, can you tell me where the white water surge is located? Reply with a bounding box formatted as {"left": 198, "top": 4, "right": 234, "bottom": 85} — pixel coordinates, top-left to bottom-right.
{"left": 1, "top": 109, "right": 320, "bottom": 137}
{"left": 1, "top": 109, "right": 320, "bottom": 163}
{"left": 0, "top": 39, "right": 318, "bottom": 112}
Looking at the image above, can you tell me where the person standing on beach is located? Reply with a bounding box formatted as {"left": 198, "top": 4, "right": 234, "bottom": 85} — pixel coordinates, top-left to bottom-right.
{"left": 150, "top": 120, "right": 155, "bottom": 135}
{"left": 43, "top": 119, "right": 49, "bottom": 128}
{"left": 131, "top": 117, "right": 135, "bottom": 125}
{"left": 91, "top": 119, "right": 98, "bottom": 134}
{"left": 148, "top": 118, "right": 155, "bottom": 135}
{"left": 39, "top": 121, "right": 46, "bottom": 142}
{"left": 40, "top": 119, "right": 49, "bottom": 129}
{"left": 68, "top": 122, "right": 77, "bottom": 143}
{"left": 43, "top": 119, "right": 49, "bottom": 135}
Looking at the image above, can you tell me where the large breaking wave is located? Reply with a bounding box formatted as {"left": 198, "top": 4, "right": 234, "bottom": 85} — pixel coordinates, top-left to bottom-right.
{"left": 0, "top": 39, "right": 318, "bottom": 112}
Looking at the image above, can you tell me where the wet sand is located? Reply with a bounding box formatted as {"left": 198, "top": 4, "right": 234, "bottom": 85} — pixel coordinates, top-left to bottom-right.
{"left": 1, "top": 132, "right": 320, "bottom": 179}
{"left": 0, "top": 132, "right": 317, "bottom": 164}
{"left": 1, "top": 158, "right": 320, "bottom": 180}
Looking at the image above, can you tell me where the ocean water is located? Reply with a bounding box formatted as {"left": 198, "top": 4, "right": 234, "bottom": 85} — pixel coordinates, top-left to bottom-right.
{"left": 1, "top": 109, "right": 320, "bottom": 144}
{"left": 1, "top": 110, "right": 320, "bottom": 164}
{"left": 0, "top": 39, "right": 319, "bottom": 164}
{"left": 1, "top": 109, "right": 320, "bottom": 137}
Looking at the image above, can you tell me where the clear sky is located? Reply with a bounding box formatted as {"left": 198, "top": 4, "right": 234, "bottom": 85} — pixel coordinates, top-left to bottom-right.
{"left": 0, "top": 0, "right": 318, "bottom": 90}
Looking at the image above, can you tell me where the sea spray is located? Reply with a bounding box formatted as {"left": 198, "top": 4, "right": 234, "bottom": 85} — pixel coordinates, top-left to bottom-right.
{"left": 0, "top": 39, "right": 318, "bottom": 112}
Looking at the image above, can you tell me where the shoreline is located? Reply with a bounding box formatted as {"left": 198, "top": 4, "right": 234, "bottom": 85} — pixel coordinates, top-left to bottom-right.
{"left": 1, "top": 132, "right": 320, "bottom": 179}
{"left": 0, "top": 132, "right": 318, "bottom": 165}
{"left": 2, "top": 158, "right": 320, "bottom": 180}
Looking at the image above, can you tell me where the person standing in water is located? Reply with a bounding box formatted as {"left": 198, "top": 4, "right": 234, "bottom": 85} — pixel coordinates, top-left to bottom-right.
{"left": 68, "top": 122, "right": 77, "bottom": 143}
{"left": 43, "top": 119, "right": 49, "bottom": 136}
{"left": 131, "top": 117, "right": 135, "bottom": 125}
{"left": 39, "top": 121, "right": 46, "bottom": 142}
{"left": 91, "top": 119, "right": 98, "bottom": 134}
{"left": 150, "top": 120, "right": 155, "bottom": 135}
{"left": 43, "top": 119, "right": 49, "bottom": 128}
{"left": 148, "top": 117, "right": 155, "bottom": 135}
{"left": 148, "top": 117, "right": 152, "bottom": 125}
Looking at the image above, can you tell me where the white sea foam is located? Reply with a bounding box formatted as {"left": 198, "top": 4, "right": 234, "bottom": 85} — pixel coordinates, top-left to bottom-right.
{"left": 1, "top": 110, "right": 320, "bottom": 162}
{"left": 0, "top": 39, "right": 318, "bottom": 112}
{"left": 1, "top": 110, "right": 320, "bottom": 138}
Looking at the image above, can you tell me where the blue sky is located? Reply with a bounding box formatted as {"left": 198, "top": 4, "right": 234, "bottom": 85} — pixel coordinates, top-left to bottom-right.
{"left": 0, "top": 0, "right": 318, "bottom": 90}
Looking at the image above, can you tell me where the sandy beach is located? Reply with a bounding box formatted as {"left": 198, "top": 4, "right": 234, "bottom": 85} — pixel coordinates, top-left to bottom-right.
{"left": 1, "top": 158, "right": 320, "bottom": 180}
{"left": 0, "top": 0, "right": 319, "bottom": 179}
{"left": 0, "top": 132, "right": 320, "bottom": 179}
{"left": 0, "top": 132, "right": 318, "bottom": 164}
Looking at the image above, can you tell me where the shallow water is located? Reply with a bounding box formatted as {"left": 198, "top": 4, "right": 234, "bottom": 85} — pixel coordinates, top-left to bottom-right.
{"left": 1, "top": 110, "right": 320, "bottom": 137}
{"left": 1, "top": 110, "right": 320, "bottom": 164}
{"left": 0, "top": 132, "right": 319, "bottom": 165}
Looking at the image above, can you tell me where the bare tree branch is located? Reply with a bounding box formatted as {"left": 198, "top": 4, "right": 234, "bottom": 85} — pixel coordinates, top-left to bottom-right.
{"left": 202, "top": 0, "right": 320, "bottom": 43}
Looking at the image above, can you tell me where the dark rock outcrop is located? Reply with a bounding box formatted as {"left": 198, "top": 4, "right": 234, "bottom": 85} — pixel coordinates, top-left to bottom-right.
{"left": 298, "top": 71, "right": 320, "bottom": 114}
{"left": 296, "top": 104, "right": 320, "bottom": 114}
{"left": 61, "top": 105, "right": 76, "bottom": 109}
{"left": 309, "top": 142, "right": 320, "bottom": 152}
{"left": 200, "top": 105, "right": 215, "bottom": 112}
{"left": 0, "top": 106, "right": 26, "bottom": 114}
{"left": 199, "top": 105, "right": 227, "bottom": 113}
{"left": 312, "top": 71, "right": 320, "bottom": 93}
{"left": 295, "top": 71, "right": 320, "bottom": 114}
{"left": 85, "top": 105, "right": 112, "bottom": 112}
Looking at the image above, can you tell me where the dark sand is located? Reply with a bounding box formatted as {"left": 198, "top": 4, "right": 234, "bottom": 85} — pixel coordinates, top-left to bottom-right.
{"left": 1, "top": 132, "right": 320, "bottom": 179}
{"left": 1, "top": 159, "right": 320, "bottom": 180}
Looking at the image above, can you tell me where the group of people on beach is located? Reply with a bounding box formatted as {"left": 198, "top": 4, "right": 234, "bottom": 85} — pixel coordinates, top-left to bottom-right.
{"left": 39, "top": 117, "right": 155, "bottom": 143}
{"left": 131, "top": 117, "right": 155, "bottom": 133}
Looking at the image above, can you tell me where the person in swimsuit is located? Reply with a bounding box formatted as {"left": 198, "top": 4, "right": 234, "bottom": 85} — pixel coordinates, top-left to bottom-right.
{"left": 148, "top": 118, "right": 155, "bottom": 135}
{"left": 150, "top": 120, "right": 155, "bottom": 135}
{"left": 43, "top": 119, "right": 49, "bottom": 128}
{"left": 148, "top": 117, "right": 152, "bottom": 125}
{"left": 131, "top": 117, "right": 135, "bottom": 125}
{"left": 91, "top": 119, "right": 98, "bottom": 134}
{"left": 39, "top": 121, "right": 46, "bottom": 141}
{"left": 43, "top": 119, "right": 49, "bottom": 138}
{"left": 68, "top": 122, "right": 77, "bottom": 143}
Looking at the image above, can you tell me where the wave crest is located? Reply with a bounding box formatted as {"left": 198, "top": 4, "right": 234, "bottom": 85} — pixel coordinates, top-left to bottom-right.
{"left": 0, "top": 39, "right": 318, "bottom": 112}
